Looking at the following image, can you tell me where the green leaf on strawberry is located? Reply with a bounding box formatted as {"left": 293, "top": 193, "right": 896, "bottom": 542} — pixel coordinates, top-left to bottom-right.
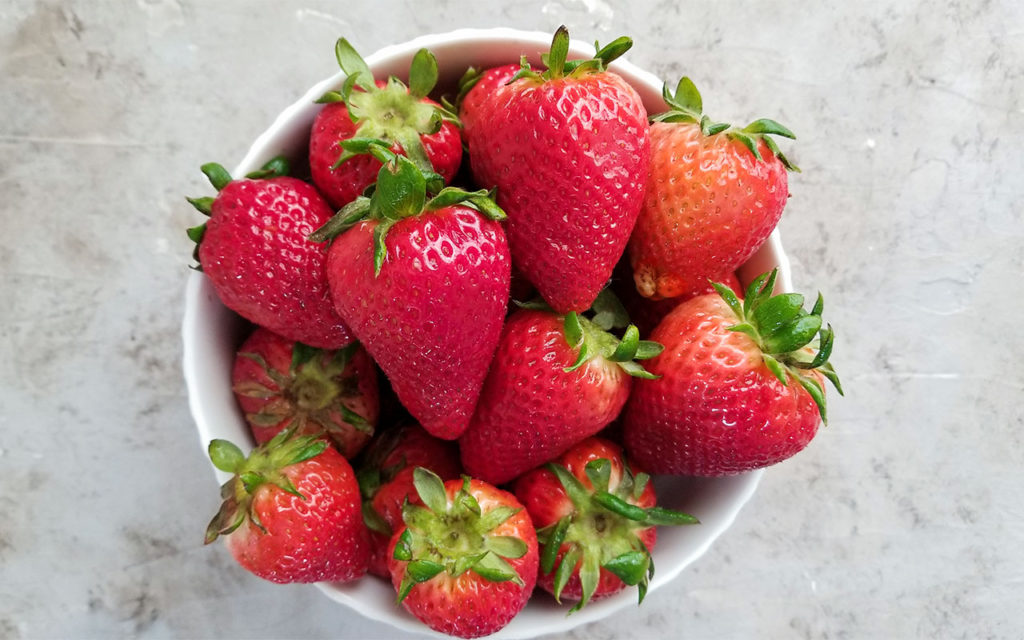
{"left": 320, "top": 39, "right": 459, "bottom": 176}
{"left": 559, "top": 289, "right": 664, "bottom": 379}
{"left": 652, "top": 76, "right": 800, "bottom": 171}
{"left": 309, "top": 148, "right": 506, "bottom": 276}
{"left": 204, "top": 427, "right": 329, "bottom": 544}
{"left": 716, "top": 268, "right": 844, "bottom": 422}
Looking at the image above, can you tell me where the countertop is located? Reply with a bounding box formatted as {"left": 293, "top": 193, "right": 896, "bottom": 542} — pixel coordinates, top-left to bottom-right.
{"left": 2, "top": 0, "right": 1021, "bottom": 637}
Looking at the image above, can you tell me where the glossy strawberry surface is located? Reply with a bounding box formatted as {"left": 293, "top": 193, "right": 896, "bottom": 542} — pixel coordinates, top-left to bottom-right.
{"left": 459, "top": 310, "right": 631, "bottom": 484}
{"left": 629, "top": 122, "right": 788, "bottom": 300}
{"left": 199, "top": 176, "right": 353, "bottom": 348}
{"left": 326, "top": 206, "right": 510, "bottom": 439}
{"left": 309, "top": 98, "right": 462, "bottom": 209}
{"left": 469, "top": 72, "right": 650, "bottom": 313}
{"left": 387, "top": 478, "right": 538, "bottom": 638}
{"left": 623, "top": 294, "right": 822, "bottom": 475}
{"left": 231, "top": 327, "right": 379, "bottom": 458}
{"left": 226, "top": 445, "right": 369, "bottom": 583}
{"left": 459, "top": 64, "right": 518, "bottom": 137}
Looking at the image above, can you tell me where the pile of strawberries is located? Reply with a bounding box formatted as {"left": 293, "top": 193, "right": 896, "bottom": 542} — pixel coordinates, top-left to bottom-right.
{"left": 189, "top": 27, "right": 842, "bottom": 638}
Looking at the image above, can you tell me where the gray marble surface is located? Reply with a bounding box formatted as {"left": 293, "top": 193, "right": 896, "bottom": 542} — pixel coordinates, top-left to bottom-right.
{"left": 2, "top": 0, "right": 1022, "bottom": 637}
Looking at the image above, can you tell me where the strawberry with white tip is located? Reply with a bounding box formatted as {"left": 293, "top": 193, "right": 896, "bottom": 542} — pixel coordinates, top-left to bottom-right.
{"left": 629, "top": 77, "right": 798, "bottom": 300}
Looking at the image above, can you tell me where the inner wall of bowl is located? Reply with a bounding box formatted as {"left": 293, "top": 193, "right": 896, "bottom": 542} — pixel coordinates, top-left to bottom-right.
{"left": 183, "top": 28, "right": 778, "bottom": 639}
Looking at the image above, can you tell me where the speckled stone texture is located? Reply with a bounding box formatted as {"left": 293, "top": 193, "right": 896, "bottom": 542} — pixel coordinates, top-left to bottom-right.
{"left": 1, "top": 0, "right": 1021, "bottom": 638}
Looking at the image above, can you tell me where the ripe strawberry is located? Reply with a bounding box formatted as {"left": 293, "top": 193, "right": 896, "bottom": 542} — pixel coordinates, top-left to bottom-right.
{"left": 629, "top": 77, "right": 798, "bottom": 300}
{"left": 453, "top": 63, "right": 519, "bottom": 138}
{"left": 356, "top": 425, "right": 462, "bottom": 577}
{"left": 388, "top": 469, "right": 539, "bottom": 638}
{"left": 467, "top": 27, "right": 650, "bottom": 313}
{"left": 514, "top": 437, "right": 697, "bottom": 609}
{"left": 459, "top": 292, "right": 662, "bottom": 485}
{"left": 204, "top": 428, "right": 369, "bottom": 583}
{"left": 623, "top": 270, "right": 843, "bottom": 475}
{"left": 309, "top": 39, "right": 461, "bottom": 209}
{"left": 186, "top": 158, "right": 353, "bottom": 349}
{"left": 231, "top": 327, "right": 379, "bottom": 458}
{"left": 319, "top": 150, "right": 510, "bottom": 440}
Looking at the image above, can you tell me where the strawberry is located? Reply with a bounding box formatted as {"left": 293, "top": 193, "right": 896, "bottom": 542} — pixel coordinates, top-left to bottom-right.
{"left": 459, "top": 292, "right": 662, "bottom": 485}
{"left": 452, "top": 63, "right": 519, "bottom": 138}
{"left": 318, "top": 149, "right": 510, "bottom": 440}
{"left": 186, "top": 158, "right": 353, "bottom": 349}
{"left": 388, "top": 469, "right": 539, "bottom": 638}
{"left": 466, "top": 27, "right": 650, "bottom": 313}
{"left": 629, "top": 77, "right": 798, "bottom": 300}
{"left": 514, "top": 437, "right": 697, "bottom": 609}
{"left": 309, "top": 39, "right": 461, "bottom": 209}
{"left": 231, "top": 327, "right": 379, "bottom": 458}
{"left": 204, "top": 428, "right": 369, "bottom": 583}
{"left": 623, "top": 270, "right": 844, "bottom": 475}
{"left": 356, "top": 425, "right": 462, "bottom": 577}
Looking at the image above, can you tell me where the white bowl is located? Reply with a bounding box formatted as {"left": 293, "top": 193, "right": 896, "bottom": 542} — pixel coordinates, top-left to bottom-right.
{"left": 182, "top": 27, "right": 792, "bottom": 639}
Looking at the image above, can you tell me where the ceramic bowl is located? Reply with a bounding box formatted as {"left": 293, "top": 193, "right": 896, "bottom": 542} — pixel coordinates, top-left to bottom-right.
{"left": 182, "top": 27, "right": 791, "bottom": 639}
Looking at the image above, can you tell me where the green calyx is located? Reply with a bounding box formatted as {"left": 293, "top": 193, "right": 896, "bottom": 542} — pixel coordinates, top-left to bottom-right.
{"left": 316, "top": 39, "right": 459, "bottom": 175}
{"left": 714, "top": 269, "right": 844, "bottom": 423}
{"left": 204, "top": 427, "right": 329, "bottom": 544}
{"left": 539, "top": 458, "right": 698, "bottom": 612}
{"left": 543, "top": 289, "right": 663, "bottom": 379}
{"left": 508, "top": 25, "right": 633, "bottom": 84}
{"left": 651, "top": 76, "right": 800, "bottom": 172}
{"left": 392, "top": 468, "right": 528, "bottom": 603}
{"left": 308, "top": 145, "right": 505, "bottom": 275}
{"left": 185, "top": 156, "right": 290, "bottom": 270}
{"left": 233, "top": 342, "right": 371, "bottom": 438}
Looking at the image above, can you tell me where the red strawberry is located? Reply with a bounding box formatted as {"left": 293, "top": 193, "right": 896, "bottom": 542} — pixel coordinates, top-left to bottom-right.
{"left": 231, "top": 327, "right": 379, "bottom": 458}
{"left": 612, "top": 258, "right": 743, "bottom": 336}
{"left": 388, "top": 469, "right": 539, "bottom": 638}
{"left": 629, "top": 77, "right": 798, "bottom": 300}
{"left": 309, "top": 39, "right": 461, "bottom": 209}
{"left": 186, "top": 158, "right": 353, "bottom": 348}
{"left": 204, "top": 429, "right": 369, "bottom": 583}
{"left": 514, "top": 437, "right": 697, "bottom": 608}
{"left": 320, "top": 152, "right": 510, "bottom": 440}
{"left": 467, "top": 27, "right": 650, "bottom": 313}
{"left": 623, "top": 271, "right": 843, "bottom": 475}
{"left": 357, "top": 425, "right": 462, "bottom": 577}
{"left": 455, "top": 63, "right": 519, "bottom": 138}
{"left": 459, "top": 292, "right": 662, "bottom": 485}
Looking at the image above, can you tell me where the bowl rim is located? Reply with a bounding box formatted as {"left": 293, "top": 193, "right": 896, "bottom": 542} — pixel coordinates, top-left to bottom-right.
{"left": 182, "top": 26, "right": 784, "bottom": 639}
